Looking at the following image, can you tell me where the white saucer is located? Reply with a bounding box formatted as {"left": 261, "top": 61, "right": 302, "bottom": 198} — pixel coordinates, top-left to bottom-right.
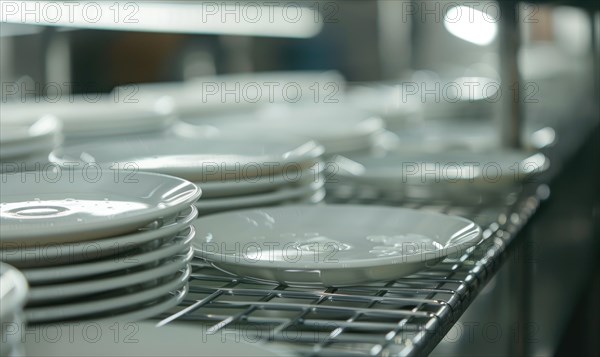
{"left": 195, "top": 176, "right": 325, "bottom": 214}
{"left": 25, "top": 266, "right": 190, "bottom": 323}
{"left": 50, "top": 136, "right": 324, "bottom": 182}
{"left": 27, "top": 248, "right": 193, "bottom": 303}
{"left": 0, "top": 171, "right": 201, "bottom": 244}
{"left": 193, "top": 205, "right": 481, "bottom": 286}
{"left": 23, "top": 226, "right": 194, "bottom": 284}
{"left": 0, "top": 206, "right": 197, "bottom": 267}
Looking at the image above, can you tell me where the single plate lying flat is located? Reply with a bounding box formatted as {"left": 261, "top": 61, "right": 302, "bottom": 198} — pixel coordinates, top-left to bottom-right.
{"left": 0, "top": 171, "right": 201, "bottom": 243}
{"left": 49, "top": 136, "right": 324, "bottom": 182}
{"left": 193, "top": 205, "right": 481, "bottom": 286}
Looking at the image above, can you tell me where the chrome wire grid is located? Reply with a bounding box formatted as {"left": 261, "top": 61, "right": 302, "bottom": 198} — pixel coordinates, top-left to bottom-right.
{"left": 159, "top": 185, "right": 543, "bottom": 356}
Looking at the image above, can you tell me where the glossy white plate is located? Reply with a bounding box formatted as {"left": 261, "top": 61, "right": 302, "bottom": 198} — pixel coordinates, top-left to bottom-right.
{"left": 130, "top": 70, "right": 345, "bottom": 117}
{"left": 193, "top": 205, "right": 481, "bottom": 286}
{"left": 182, "top": 104, "right": 384, "bottom": 155}
{"left": 24, "top": 319, "right": 291, "bottom": 356}
{"left": 0, "top": 116, "right": 62, "bottom": 159}
{"left": 0, "top": 206, "right": 197, "bottom": 268}
{"left": 197, "top": 161, "right": 324, "bottom": 198}
{"left": 50, "top": 136, "right": 324, "bottom": 182}
{"left": 389, "top": 119, "right": 555, "bottom": 152}
{"left": 0, "top": 171, "right": 201, "bottom": 243}
{"left": 25, "top": 266, "right": 190, "bottom": 323}
{"left": 333, "top": 150, "right": 549, "bottom": 191}
{"left": 0, "top": 136, "right": 59, "bottom": 160}
{"left": 195, "top": 176, "right": 325, "bottom": 214}
{"left": 1, "top": 95, "right": 175, "bottom": 137}
{"left": 0, "top": 116, "right": 60, "bottom": 144}
{"left": 27, "top": 248, "right": 193, "bottom": 303}
{"left": 23, "top": 226, "right": 194, "bottom": 284}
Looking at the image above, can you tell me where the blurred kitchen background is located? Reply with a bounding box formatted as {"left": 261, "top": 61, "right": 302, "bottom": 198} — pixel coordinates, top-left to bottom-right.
{"left": 1, "top": 0, "right": 599, "bottom": 356}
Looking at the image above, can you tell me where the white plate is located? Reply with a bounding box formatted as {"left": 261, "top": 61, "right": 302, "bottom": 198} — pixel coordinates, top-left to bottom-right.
{"left": 193, "top": 205, "right": 481, "bottom": 286}
{"left": 94, "top": 284, "right": 188, "bottom": 323}
{"left": 197, "top": 161, "right": 324, "bottom": 198}
{"left": 50, "top": 136, "right": 324, "bottom": 182}
{"left": 0, "top": 206, "right": 197, "bottom": 268}
{"left": 1, "top": 95, "right": 175, "bottom": 138}
{"left": 195, "top": 176, "right": 325, "bottom": 214}
{"left": 129, "top": 70, "right": 346, "bottom": 117}
{"left": 333, "top": 150, "right": 549, "bottom": 191}
{"left": 182, "top": 104, "right": 384, "bottom": 155}
{"left": 25, "top": 266, "right": 190, "bottom": 323}
{"left": 0, "top": 135, "right": 59, "bottom": 160}
{"left": 0, "top": 116, "right": 62, "bottom": 159}
{"left": 0, "top": 116, "right": 60, "bottom": 145}
{"left": 23, "top": 226, "right": 194, "bottom": 284}
{"left": 0, "top": 263, "right": 28, "bottom": 320}
{"left": 389, "top": 119, "right": 555, "bottom": 152}
{"left": 0, "top": 171, "right": 201, "bottom": 244}
{"left": 27, "top": 248, "right": 193, "bottom": 303}
{"left": 402, "top": 73, "right": 499, "bottom": 120}
{"left": 23, "top": 319, "right": 291, "bottom": 357}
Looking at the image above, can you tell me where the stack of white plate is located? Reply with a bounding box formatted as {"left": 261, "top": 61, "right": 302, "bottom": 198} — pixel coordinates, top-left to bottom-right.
{"left": 49, "top": 136, "right": 326, "bottom": 216}
{"left": 1, "top": 262, "right": 28, "bottom": 357}
{"left": 385, "top": 119, "right": 556, "bottom": 153}
{"left": 177, "top": 103, "right": 385, "bottom": 157}
{"left": 0, "top": 116, "right": 62, "bottom": 173}
{"left": 0, "top": 171, "right": 201, "bottom": 323}
{"left": 124, "top": 70, "right": 346, "bottom": 118}
{"left": 0, "top": 95, "right": 175, "bottom": 144}
{"left": 192, "top": 205, "right": 482, "bottom": 286}
{"left": 328, "top": 150, "right": 550, "bottom": 205}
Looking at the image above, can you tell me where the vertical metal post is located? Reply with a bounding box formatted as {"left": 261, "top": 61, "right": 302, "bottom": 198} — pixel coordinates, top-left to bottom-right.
{"left": 591, "top": 10, "right": 599, "bottom": 117}
{"left": 497, "top": 0, "right": 523, "bottom": 149}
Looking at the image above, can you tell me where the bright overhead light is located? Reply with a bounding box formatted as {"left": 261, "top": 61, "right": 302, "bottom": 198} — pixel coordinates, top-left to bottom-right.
{"left": 0, "top": 1, "right": 323, "bottom": 38}
{"left": 444, "top": 6, "right": 498, "bottom": 46}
